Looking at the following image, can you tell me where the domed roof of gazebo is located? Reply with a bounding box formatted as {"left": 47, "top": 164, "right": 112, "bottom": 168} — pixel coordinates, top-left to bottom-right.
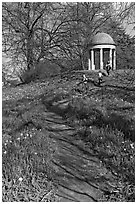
{"left": 91, "top": 32, "right": 115, "bottom": 45}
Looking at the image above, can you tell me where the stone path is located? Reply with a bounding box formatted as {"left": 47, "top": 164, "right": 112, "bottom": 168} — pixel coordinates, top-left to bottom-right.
{"left": 2, "top": 86, "right": 118, "bottom": 202}
{"left": 42, "top": 108, "right": 117, "bottom": 202}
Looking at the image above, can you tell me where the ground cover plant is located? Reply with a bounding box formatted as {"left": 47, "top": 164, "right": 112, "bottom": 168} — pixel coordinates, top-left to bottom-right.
{"left": 2, "top": 69, "right": 135, "bottom": 201}
{"left": 41, "top": 69, "right": 135, "bottom": 201}
{"left": 2, "top": 91, "right": 59, "bottom": 201}
{"left": 64, "top": 70, "right": 135, "bottom": 201}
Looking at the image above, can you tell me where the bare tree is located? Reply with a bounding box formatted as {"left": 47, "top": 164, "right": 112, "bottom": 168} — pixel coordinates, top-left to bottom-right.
{"left": 2, "top": 2, "right": 77, "bottom": 71}
{"left": 2, "top": 2, "right": 135, "bottom": 78}
{"left": 2, "top": 2, "right": 52, "bottom": 70}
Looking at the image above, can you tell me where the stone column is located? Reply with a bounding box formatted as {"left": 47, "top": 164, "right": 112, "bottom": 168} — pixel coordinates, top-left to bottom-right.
{"left": 88, "top": 50, "right": 91, "bottom": 70}
{"left": 100, "top": 48, "right": 103, "bottom": 69}
{"left": 91, "top": 49, "right": 95, "bottom": 70}
{"left": 109, "top": 48, "right": 112, "bottom": 67}
{"left": 113, "top": 49, "right": 116, "bottom": 70}
{"left": 88, "top": 58, "right": 91, "bottom": 70}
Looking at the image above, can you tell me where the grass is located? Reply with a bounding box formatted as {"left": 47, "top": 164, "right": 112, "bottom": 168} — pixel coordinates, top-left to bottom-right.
{"left": 64, "top": 70, "right": 135, "bottom": 201}
{"left": 2, "top": 95, "right": 58, "bottom": 201}
{"left": 2, "top": 132, "right": 56, "bottom": 201}
{"left": 41, "top": 69, "right": 135, "bottom": 201}
{"left": 2, "top": 69, "right": 135, "bottom": 201}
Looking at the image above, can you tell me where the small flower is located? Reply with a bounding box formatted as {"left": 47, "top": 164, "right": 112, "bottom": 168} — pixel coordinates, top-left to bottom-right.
{"left": 3, "top": 151, "right": 7, "bottom": 154}
{"left": 18, "top": 177, "right": 23, "bottom": 182}
{"left": 17, "top": 137, "right": 20, "bottom": 140}
{"left": 130, "top": 143, "right": 134, "bottom": 149}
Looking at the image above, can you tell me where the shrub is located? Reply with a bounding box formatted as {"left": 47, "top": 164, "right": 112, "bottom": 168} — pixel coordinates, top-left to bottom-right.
{"left": 18, "top": 60, "right": 61, "bottom": 84}
{"left": 18, "top": 67, "right": 38, "bottom": 84}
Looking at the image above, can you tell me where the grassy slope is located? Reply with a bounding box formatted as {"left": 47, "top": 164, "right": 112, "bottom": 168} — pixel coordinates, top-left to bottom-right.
{"left": 2, "top": 79, "right": 60, "bottom": 201}
{"left": 2, "top": 69, "right": 135, "bottom": 201}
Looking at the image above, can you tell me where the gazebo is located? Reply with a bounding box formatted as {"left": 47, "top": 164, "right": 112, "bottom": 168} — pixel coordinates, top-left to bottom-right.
{"left": 88, "top": 32, "right": 116, "bottom": 70}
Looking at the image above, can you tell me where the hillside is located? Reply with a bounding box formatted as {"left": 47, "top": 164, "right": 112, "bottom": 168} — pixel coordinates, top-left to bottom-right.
{"left": 2, "top": 69, "right": 135, "bottom": 201}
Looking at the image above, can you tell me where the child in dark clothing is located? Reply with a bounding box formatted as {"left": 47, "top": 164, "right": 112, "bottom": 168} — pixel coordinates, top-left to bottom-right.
{"left": 105, "top": 61, "right": 111, "bottom": 75}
